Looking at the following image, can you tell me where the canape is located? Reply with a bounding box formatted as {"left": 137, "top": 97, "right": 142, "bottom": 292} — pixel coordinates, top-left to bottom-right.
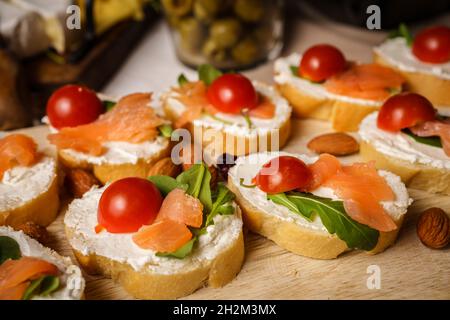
{"left": 274, "top": 44, "right": 405, "bottom": 131}
{"left": 0, "top": 134, "right": 59, "bottom": 228}
{"left": 45, "top": 85, "right": 172, "bottom": 184}
{"left": 228, "top": 151, "right": 411, "bottom": 259}
{"left": 359, "top": 92, "right": 450, "bottom": 195}
{"left": 374, "top": 25, "right": 450, "bottom": 107}
{"left": 0, "top": 226, "right": 85, "bottom": 300}
{"left": 162, "top": 65, "right": 292, "bottom": 156}
{"left": 64, "top": 163, "right": 244, "bottom": 299}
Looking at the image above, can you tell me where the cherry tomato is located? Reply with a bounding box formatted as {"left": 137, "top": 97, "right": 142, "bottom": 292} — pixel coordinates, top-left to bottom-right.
{"left": 412, "top": 26, "right": 450, "bottom": 64}
{"left": 254, "top": 156, "right": 312, "bottom": 194}
{"left": 299, "top": 44, "right": 347, "bottom": 82}
{"left": 207, "top": 74, "right": 259, "bottom": 114}
{"left": 377, "top": 92, "right": 436, "bottom": 132}
{"left": 46, "top": 85, "right": 104, "bottom": 129}
{"left": 98, "top": 178, "right": 163, "bottom": 233}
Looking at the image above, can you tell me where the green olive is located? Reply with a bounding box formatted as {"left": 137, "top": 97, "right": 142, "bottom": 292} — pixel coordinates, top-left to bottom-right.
{"left": 178, "top": 17, "right": 204, "bottom": 51}
{"left": 202, "top": 38, "right": 227, "bottom": 62}
{"left": 233, "top": 0, "right": 265, "bottom": 23}
{"left": 231, "top": 37, "right": 260, "bottom": 64}
{"left": 162, "top": 0, "right": 193, "bottom": 17}
{"left": 209, "top": 18, "right": 242, "bottom": 49}
{"left": 193, "top": 0, "right": 222, "bottom": 23}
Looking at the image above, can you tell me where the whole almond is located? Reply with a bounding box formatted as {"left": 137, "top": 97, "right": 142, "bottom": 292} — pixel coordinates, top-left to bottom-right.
{"left": 307, "top": 132, "right": 359, "bottom": 156}
{"left": 148, "top": 157, "right": 181, "bottom": 177}
{"left": 66, "top": 169, "right": 100, "bottom": 198}
{"left": 417, "top": 207, "right": 450, "bottom": 249}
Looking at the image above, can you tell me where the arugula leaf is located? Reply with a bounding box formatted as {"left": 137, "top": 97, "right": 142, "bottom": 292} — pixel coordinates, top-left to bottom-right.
{"left": 205, "top": 113, "right": 234, "bottom": 125}
{"left": 176, "top": 163, "right": 212, "bottom": 211}
{"left": 148, "top": 176, "right": 188, "bottom": 196}
{"left": 289, "top": 66, "right": 323, "bottom": 84}
{"left": 241, "top": 109, "right": 253, "bottom": 129}
{"left": 268, "top": 193, "right": 313, "bottom": 222}
{"left": 205, "top": 183, "right": 235, "bottom": 227}
{"left": 290, "top": 65, "right": 299, "bottom": 76}
{"left": 158, "top": 124, "right": 174, "bottom": 138}
{"left": 0, "top": 236, "right": 21, "bottom": 264}
{"left": 402, "top": 129, "right": 442, "bottom": 148}
{"left": 156, "top": 238, "right": 197, "bottom": 259}
{"left": 239, "top": 178, "right": 256, "bottom": 189}
{"left": 270, "top": 192, "right": 379, "bottom": 251}
{"left": 198, "top": 64, "right": 222, "bottom": 85}
{"left": 103, "top": 100, "right": 116, "bottom": 112}
{"left": 388, "top": 23, "right": 413, "bottom": 46}
{"left": 22, "top": 275, "right": 60, "bottom": 300}
{"left": 178, "top": 73, "right": 189, "bottom": 86}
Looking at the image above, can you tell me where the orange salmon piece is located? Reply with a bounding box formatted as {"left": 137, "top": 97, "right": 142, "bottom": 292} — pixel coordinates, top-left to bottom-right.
{"left": 0, "top": 134, "right": 38, "bottom": 180}
{"left": 156, "top": 188, "right": 204, "bottom": 228}
{"left": 325, "top": 64, "right": 405, "bottom": 101}
{"left": 132, "top": 219, "right": 192, "bottom": 252}
{"left": 305, "top": 153, "right": 341, "bottom": 190}
{"left": 249, "top": 95, "right": 276, "bottom": 119}
{"left": 48, "top": 93, "right": 165, "bottom": 156}
{"left": 0, "top": 282, "right": 29, "bottom": 300}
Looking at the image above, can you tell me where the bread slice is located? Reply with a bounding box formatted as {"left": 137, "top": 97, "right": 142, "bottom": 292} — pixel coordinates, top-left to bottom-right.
{"left": 162, "top": 82, "right": 292, "bottom": 156}
{"left": 374, "top": 50, "right": 450, "bottom": 107}
{"left": 64, "top": 186, "right": 245, "bottom": 300}
{"left": 0, "top": 226, "right": 85, "bottom": 300}
{"left": 0, "top": 157, "right": 59, "bottom": 229}
{"left": 274, "top": 54, "right": 387, "bottom": 132}
{"left": 228, "top": 152, "right": 411, "bottom": 259}
{"left": 57, "top": 139, "right": 171, "bottom": 184}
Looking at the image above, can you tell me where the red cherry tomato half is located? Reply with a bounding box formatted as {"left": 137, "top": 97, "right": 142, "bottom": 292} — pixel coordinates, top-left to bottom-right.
{"left": 377, "top": 92, "right": 436, "bottom": 132}
{"left": 98, "top": 178, "right": 163, "bottom": 234}
{"left": 412, "top": 26, "right": 450, "bottom": 64}
{"left": 299, "top": 44, "right": 347, "bottom": 82}
{"left": 254, "top": 156, "right": 312, "bottom": 194}
{"left": 207, "top": 74, "right": 259, "bottom": 114}
{"left": 46, "top": 85, "right": 104, "bottom": 129}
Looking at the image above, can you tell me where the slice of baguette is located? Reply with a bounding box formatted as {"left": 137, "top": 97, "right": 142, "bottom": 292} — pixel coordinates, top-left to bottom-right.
{"left": 64, "top": 187, "right": 245, "bottom": 300}
{"left": 162, "top": 82, "right": 292, "bottom": 156}
{"left": 228, "top": 152, "right": 410, "bottom": 259}
{"left": 57, "top": 141, "right": 171, "bottom": 184}
{"left": 0, "top": 157, "right": 59, "bottom": 229}
{"left": 374, "top": 52, "right": 450, "bottom": 107}
{"left": 0, "top": 226, "right": 85, "bottom": 300}
{"left": 360, "top": 140, "right": 450, "bottom": 195}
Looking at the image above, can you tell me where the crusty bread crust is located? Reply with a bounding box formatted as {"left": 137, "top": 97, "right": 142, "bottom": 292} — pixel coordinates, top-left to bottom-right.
{"left": 276, "top": 83, "right": 380, "bottom": 132}
{"left": 65, "top": 211, "right": 245, "bottom": 300}
{"left": 374, "top": 53, "right": 450, "bottom": 107}
{"left": 0, "top": 172, "right": 59, "bottom": 228}
{"left": 163, "top": 101, "right": 292, "bottom": 156}
{"left": 228, "top": 176, "right": 404, "bottom": 259}
{"left": 57, "top": 143, "right": 172, "bottom": 184}
{"left": 360, "top": 140, "right": 450, "bottom": 195}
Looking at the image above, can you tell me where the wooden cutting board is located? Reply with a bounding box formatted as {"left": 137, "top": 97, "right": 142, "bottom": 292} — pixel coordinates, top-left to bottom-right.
{"left": 15, "top": 121, "right": 450, "bottom": 300}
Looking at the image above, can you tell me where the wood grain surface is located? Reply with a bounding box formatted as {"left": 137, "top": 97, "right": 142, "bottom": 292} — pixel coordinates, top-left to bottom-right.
{"left": 15, "top": 121, "right": 450, "bottom": 300}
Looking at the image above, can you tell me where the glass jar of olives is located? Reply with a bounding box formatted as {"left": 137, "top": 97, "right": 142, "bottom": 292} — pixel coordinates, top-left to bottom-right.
{"left": 162, "top": 0, "right": 284, "bottom": 70}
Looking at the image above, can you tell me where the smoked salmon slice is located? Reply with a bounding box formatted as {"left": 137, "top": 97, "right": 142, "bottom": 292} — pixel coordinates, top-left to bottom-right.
{"left": 48, "top": 93, "right": 165, "bottom": 156}
{"left": 0, "top": 134, "right": 38, "bottom": 180}
{"left": 305, "top": 155, "right": 397, "bottom": 232}
{"left": 0, "top": 257, "right": 59, "bottom": 300}
{"left": 325, "top": 64, "right": 405, "bottom": 101}
{"left": 410, "top": 120, "right": 450, "bottom": 156}
{"left": 173, "top": 81, "right": 276, "bottom": 128}
{"left": 132, "top": 219, "right": 192, "bottom": 252}
{"left": 156, "top": 188, "right": 204, "bottom": 228}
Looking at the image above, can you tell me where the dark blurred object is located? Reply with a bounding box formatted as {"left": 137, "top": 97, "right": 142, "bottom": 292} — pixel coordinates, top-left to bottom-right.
{"left": 295, "top": 0, "right": 450, "bottom": 29}
{"left": 0, "top": 40, "right": 31, "bottom": 130}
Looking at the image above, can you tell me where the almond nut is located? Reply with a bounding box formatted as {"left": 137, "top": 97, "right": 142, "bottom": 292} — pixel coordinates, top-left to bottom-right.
{"left": 148, "top": 157, "right": 181, "bottom": 177}
{"left": 66, "top": 169, "right": 100, "bottom": 198}
{"left": 307, "top": 132, "right": 359, "bottom": 156}
{"left": 417, "top": 207, "right": 450, "bottom": 249}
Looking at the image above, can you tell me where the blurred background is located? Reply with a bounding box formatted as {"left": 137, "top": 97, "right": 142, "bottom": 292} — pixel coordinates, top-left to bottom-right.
{"left": 0, "top": 0, "right": 449, "bottom": 130}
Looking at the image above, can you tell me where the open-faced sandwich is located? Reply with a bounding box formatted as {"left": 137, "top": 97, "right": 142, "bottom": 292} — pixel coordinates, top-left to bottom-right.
{"left": 162, "top": 65, "right": 292, "bottom": 156}
{"left": 359, "top": 92, "right": 450, "bottom": 195}
{"left": 374, "top": 25, "right": 450, "bottom": 108}
{"left": 64, "top": 163, "right": 244, "bottom": 299}
{"left": 45, "top": 85, "right": 173, "bottom": 184}
{"left": 0, "top": 134, "right": 59, "bottom": 228}
{"left": 274, "top": 44, "right": 406, "bottom": 131}
{"left": 228, "top": 152, "right": 411, "bottom": 259}
{"left": 0, "top": 226, "right": 85, "bottom": 300}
